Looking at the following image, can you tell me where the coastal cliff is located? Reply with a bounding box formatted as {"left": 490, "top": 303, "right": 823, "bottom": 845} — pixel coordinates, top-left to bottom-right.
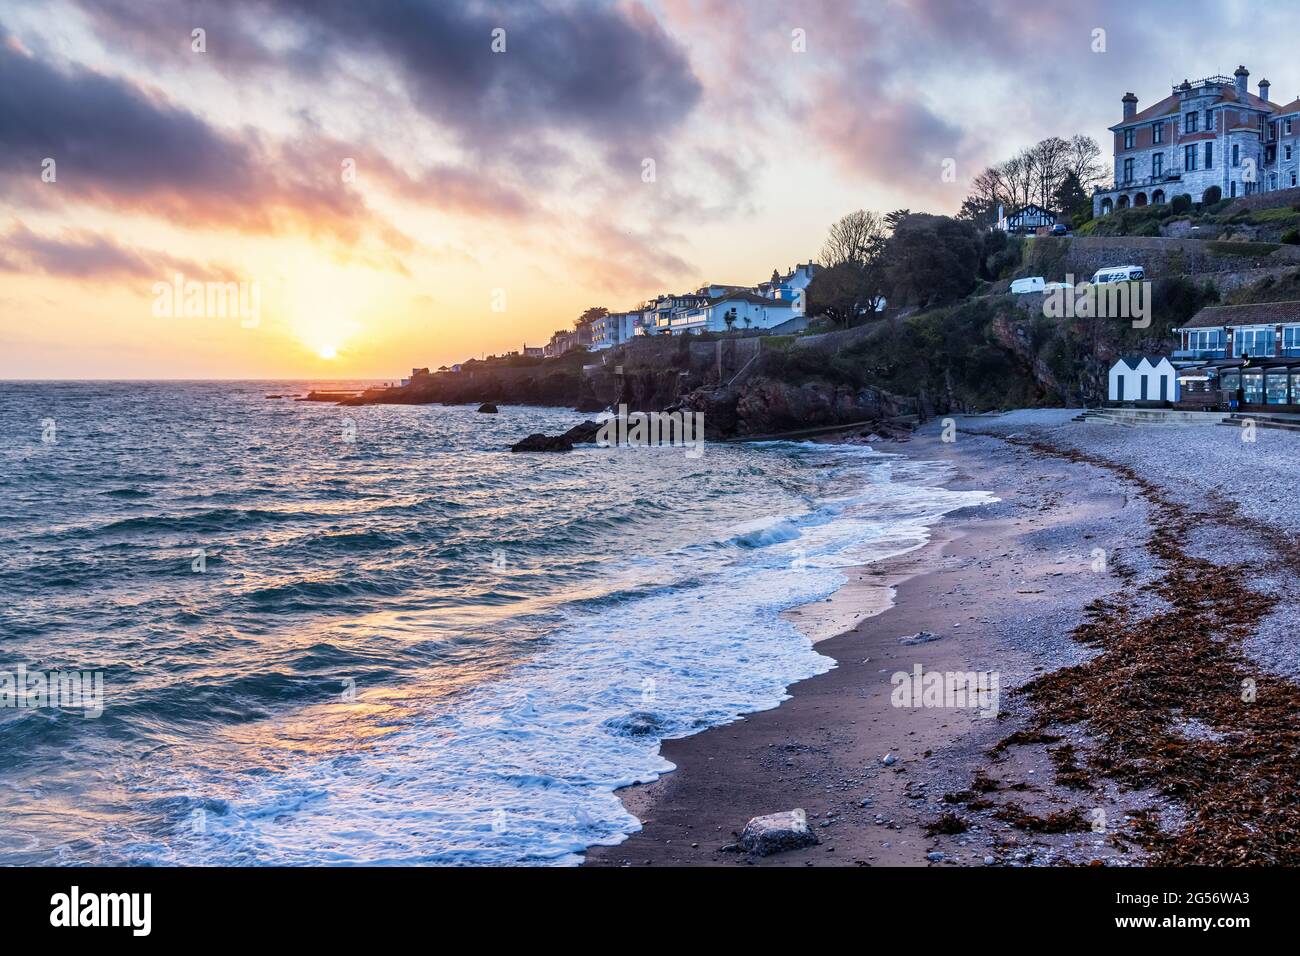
{"left": 345, "top": 262, "right": 1298, "bottom": 435}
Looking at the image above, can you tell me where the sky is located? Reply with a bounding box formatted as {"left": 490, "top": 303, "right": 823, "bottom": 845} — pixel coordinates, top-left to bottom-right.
{"left": 1, "top": 0, "right": 1295, "bottom": 379}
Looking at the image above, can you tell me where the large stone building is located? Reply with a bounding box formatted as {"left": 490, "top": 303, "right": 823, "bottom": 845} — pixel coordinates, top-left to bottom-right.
{"left": 1094, "top": 65, "right": 1300, "bottom": 217}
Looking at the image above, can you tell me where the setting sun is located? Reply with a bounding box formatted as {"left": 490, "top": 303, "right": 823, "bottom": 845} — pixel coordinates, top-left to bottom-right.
{"left": 318, "top": 346, "right": 338, "bottom": 360}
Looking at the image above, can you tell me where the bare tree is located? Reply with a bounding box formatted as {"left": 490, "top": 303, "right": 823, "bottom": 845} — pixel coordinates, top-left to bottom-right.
{"left": 1000, "top": 150, "right": 1035, "bottom": 210}
{"left": 1028, "top": 136, "right": 1070, "bottom": 209}
{"left": 820, "top": 210, "right": 887, "bottom": 267}
{"left": 1066, "top": 134, "right": 1106, "bottom": 192}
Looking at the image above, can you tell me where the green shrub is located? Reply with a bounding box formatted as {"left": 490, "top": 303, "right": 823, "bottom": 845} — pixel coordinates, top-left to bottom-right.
{"left": 1171, "top": 194, "right": 1193, "bottom": 214}
{"left": 1282, "top": 229, "right": 1300, "bottom": 245}
{"left": 1203, "top": 186, "right": 1222, "bottom": 205}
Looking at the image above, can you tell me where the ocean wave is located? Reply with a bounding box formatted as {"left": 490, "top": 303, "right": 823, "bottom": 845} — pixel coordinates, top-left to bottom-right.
{"left": 0, "top": 384, "right": 996, "bottom": 866}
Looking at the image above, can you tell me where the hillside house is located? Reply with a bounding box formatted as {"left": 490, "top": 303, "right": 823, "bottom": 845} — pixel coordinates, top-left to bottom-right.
{"left": 656, "top": 291, "right": 802, "bottom": 335}
{"left": 1094, "top": 65, "right": 1300, "bottom": 215}
{"left": 996, "top": 204, "right": 1056, "bottom": 233}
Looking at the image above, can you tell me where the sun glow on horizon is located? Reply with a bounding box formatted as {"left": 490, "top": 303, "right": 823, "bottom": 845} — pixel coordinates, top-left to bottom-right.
{"left": 318, "top": 345, "right": 338, "bottom": 360}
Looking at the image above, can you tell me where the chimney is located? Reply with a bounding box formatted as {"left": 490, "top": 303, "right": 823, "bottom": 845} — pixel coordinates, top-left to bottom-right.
{"left": 1259, "top": 77, "right": 1271, "bottom": 101}
{"left": 1235, "top": 65, "right": 1249, "bottom": 95}
{"left": 1122, "top": 91, "right": 1138, "bottom": 119}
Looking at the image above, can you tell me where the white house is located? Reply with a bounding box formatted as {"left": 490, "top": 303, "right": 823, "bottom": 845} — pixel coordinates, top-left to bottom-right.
{"left": 661, "top": 292, "right": 801, "bottom": 335}
{"left": 757, "top": 263, "right": 818, "bottom": 304}
{"left": 590, "top": 310, "right": 643, "bottom": 349}
{"left": 1108, "top": 355, "right": 1178, "bottom": 403}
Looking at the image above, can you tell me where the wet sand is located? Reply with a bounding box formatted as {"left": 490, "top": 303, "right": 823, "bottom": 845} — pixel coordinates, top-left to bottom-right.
{"left": 585, "top": 425, "right": 1155, "bottom": 866}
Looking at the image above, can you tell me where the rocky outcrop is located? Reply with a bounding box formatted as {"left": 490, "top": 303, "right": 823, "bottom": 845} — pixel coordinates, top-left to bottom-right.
{"left": 509, "top": 433, "right": 574, "bottom": 453}
{"left": 509, "top": 420, "right": 604, "bottom": 453}
{"left": 675, "top": 376, "right": 915, "bottom": 438}
{"left": 477, "top": 402, "right": 499, "bottom": 413}
{"left": 560, "top": 420, "right": 603, "bottom": 444}
{"left": 736, "top": 809, "right": 819, "bottom": 856}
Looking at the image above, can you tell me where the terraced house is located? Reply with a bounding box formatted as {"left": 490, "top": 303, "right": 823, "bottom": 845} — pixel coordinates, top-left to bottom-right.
{"left": 1095, "top": 66, "right": 1300, "bottom": 217}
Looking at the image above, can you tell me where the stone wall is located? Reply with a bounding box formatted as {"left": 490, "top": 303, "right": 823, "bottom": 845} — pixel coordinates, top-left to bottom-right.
{"left": 1006, "top": 235, "right": 1300, "bottom": 286}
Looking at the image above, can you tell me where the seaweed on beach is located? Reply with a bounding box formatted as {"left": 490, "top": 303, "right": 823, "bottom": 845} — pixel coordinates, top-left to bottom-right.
{"left": 1046, "top": 742, "right": 1093, "bottom": 791}
{"left": 989, "top": 729, "right": 1060, "bottom": 756}
{"left": 972, "top": 434, "right": 1300, "bottom": 865}
{"left": 925, "top": 812, "right": 970, "bottom": 836}
{"left": 993, "top": 802, "right": 1091, "bottom": 834}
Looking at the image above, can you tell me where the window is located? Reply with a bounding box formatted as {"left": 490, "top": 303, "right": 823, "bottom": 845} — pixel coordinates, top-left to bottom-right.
{"left": 1153, "top": 123, "right": 1163, "bottom": 144}
{"left": 1231, "top": 181, "right": 1238, "bottom": 197}
{"left": 1152, "top": 153, "right": 1163, "bottom": 177}
{"left": 1205, "top": 142, "right": 1214, "bottom": 168}
{"left": 1288, "top": 145, "right": 1294, "bottom": 161}
{"left": 1232, "top": 143, "right": 1240, "bottom": 166}
{"left": 1284, "top": 327, "right": 1300, "bottom": 355}
{"left": 1236, "top": 327, "right": 1275, "bottom": 357}
{"left": 1292, "top": 171, "right": 1297, "bottom": 187}
{"left": 1243, "top": 371, "right": 1265, "bottom": 403}
{"left": 1205, "top": 109, "right": 1213, "bottom": 130}
{"left": 1185, "top": 112, "right": 1198, "bottom": 133}
{"left": 1189, "top": 329, "right": 1226, "bottom": 354}
{"left": 1123, "top": 157, "right": 1134, "bottom": 183}
{"left": 1185, "top": 144, "right": 1197, "bottom": 171}
{"left": 1289, "top": 118, "right": 1295, "bottom": 135}
{"left": 1124, "top": 128, "right": 1135, "bottom": 149}
{"left": 1266, "top": 372, "right": 1289, "bottom": 404}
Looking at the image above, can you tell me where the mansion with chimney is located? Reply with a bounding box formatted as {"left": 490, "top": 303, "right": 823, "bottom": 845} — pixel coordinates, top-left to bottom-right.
{"left": 1094, "top": 65, "right": 1300, "bottom": 217}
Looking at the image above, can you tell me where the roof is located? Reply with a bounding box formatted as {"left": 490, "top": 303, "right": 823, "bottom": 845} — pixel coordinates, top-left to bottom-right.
{"left": 1114, "top": 355, "right": 1174, "bottom": 370}
{"left": 1008, "top": 204, "right": 1054, "bottom": 217}
{"left": 706, "top": 291, "right": 797, "bottom": 307}
{"left": 1123, "top": 93, "right": 1181, "bottom": 125}
{"left": 1113, "top": 86, "right": 1281, "bottom": 130}
{"left": 1179, "top": 300, "right": 1300, "bottom": 329}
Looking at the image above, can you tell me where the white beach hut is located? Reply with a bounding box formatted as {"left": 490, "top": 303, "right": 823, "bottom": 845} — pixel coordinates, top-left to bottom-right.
{"left": 1108, "top": 356, "right": 1179, "bottom": 403}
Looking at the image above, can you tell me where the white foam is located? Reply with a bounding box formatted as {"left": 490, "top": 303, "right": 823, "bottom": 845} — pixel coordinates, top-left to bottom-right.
{"left": 122, "top": 447, "right": 995, "bottom": 866}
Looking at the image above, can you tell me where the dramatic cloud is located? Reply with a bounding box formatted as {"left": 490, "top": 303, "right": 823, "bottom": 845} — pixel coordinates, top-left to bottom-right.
{"left": 0, "top": 35, "right": 380, "bottom": 241}
{"left": 0, "top": 221, "right": 233, "bottom": 280}
{"left": 70, "top": 0, "right": 703, "bottom": 153}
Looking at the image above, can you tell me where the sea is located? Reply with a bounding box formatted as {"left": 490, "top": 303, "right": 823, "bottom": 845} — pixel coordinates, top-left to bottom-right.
{"left": 0, "top": 381, "right": 993, "bottom": 865}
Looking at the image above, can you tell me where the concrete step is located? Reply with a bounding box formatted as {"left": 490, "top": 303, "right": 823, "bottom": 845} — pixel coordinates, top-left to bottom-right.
{"left": 1221, "top": 414, "right": 1300, "bottom": 432}
{"left": 1081, "top": 408, "right": 1229, "bottom": 426}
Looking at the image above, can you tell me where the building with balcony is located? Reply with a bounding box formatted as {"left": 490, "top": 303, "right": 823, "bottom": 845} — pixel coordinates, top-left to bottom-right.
{"left": 656, "top": 291, "right": 803, "bottom": 336}
{"left": 1172, "top": 300, "right": 1300, "bottom": 408}
{"left": 1094, "top": 66, "right": 1297, "bottom": 216}
{"left": 589, "top": 310, "right": 639, "bottom": 350}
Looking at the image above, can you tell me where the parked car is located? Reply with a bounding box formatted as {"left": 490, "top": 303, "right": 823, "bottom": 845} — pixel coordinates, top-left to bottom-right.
{"left": 1091, "top": 265, "right": 1145, "bottom": 284}
{"left": 1043, "top": 281, "right": 1073, "bottom": 291}
{"left": 1010, "top": 276, "right": 1046, "bottom": 294}
{"left": 1050, "top": 223, "right": 1070, "bottom": 236}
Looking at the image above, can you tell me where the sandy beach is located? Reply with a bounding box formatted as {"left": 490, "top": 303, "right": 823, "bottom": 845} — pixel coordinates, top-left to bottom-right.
{"left": 586, "top": 410, "right": 1300, "bottom": 867}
